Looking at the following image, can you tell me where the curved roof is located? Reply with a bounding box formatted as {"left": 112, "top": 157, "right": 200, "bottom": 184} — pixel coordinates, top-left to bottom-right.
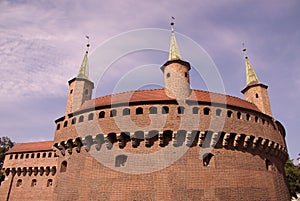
{"left": 79, "top": 89, "right": 260, "bottom": 113}
{"left": 6, "top": 141, "right": 54, "bottom": 154}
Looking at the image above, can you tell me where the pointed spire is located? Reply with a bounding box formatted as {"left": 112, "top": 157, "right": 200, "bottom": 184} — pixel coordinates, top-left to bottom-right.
{"left": 168, "top": 17, "right": 182, "bottom": 61}
{"left": 243, "top": 46, "right": 260, "bottom": 87}
{"left": 77, "top": 36, "right": 90, "bottom": 79}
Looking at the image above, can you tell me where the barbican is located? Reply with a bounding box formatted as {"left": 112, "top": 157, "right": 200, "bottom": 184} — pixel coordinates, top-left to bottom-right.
{"left": 0, "top": 23, "right": 290, "bottom": 200}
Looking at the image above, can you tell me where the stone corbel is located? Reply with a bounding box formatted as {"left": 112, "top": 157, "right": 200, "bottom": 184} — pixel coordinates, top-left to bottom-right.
{"left": 73, "top": 138, "right": 82, "bottom": 153}
{"left": 199, "top": 132, "right": 206, "bottom": 147}
{"left": 94, "top": 134, "right": 104, "bottom": 151}
{"left": 244, "top": 135, "right": 251, "bottom": 148}
{"left": 104, "top": 135, "right": 113, "bottom": 150}
{"left": 222, "top": 133, "right": 230, "bottom": 147}
{"left": 233, "top": 134, "right": 241, "bottom": 148}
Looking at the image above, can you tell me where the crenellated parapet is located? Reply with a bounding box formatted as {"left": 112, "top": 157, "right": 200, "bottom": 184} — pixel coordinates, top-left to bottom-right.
{"left": 2, "top": 166, "right": 56, "bottom": 177}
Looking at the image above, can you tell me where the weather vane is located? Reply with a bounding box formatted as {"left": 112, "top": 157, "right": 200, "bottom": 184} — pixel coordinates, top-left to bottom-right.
{"left": 85, "top": 35, "right": 90, "bottom": 52}
{"left": 170, "top": 16, "right": 175, "bottom": 31}
{"left": 242, "top": 43, "right": 248, "bottom": 59}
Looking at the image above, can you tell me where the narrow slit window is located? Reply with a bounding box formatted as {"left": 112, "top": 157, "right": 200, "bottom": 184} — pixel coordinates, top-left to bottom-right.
{"left": 16, "top": 179, "right": 22, "bottom": 187}
{"left": 60, "top": 161, "right": 67, "bottom": 172}
{"left": 47, "top": 179, "right": 53, "bottom": 187}
{"left": 31, "top": 179, "right": 37, "bottom": 187}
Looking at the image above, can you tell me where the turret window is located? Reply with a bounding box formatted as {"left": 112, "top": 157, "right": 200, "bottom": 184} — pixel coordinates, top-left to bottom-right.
{"left": 162, "top": 106, "right": 169, "bottom": 114}
{"left": 204, "top": 108, "right": 210, "bottom": 115}
{"left": 216, "top": 109, "right": 222, "bottom": 116}
{"left": 237, "top": 112, "right": 242, "bottom": 119}
{"left": 149, "top": 107, "right": 157, "bottom": 114}
{"left": 185, "top": 72, "right": 188, "bottom": 77}
{"left": 110, "top": 109, "right": 117, "bottom": 117}
{"left": 99, "top": 111, "right": 105, "bottom": 118}
{"left": 63, "top": 121, "right": 68, "bottom": 127}
{"left": 192, "top": 107, "right": 199, "bottom": 114}
{"left": 79, "top": 115, "right": 84, "bottom": 123}
{"left": 255, "top": 116, "right": 259, "bottom": 123}
{"left": 136, "top": 107, "right": 143, "bottom": 115}
{"left": 123, "top": 108, "right": 130, "bottom": 116}
{"left": 227, "top": 110, "right": 233, "bottom": 118}
{"left": 256, "top": 93, "right": 259, "bottom": 98}
{"left": 166, "top": 73, "right": 170, "bottom": 78}
{"left": 71, "top": 118, "right": 76, "bottom": 125}
{"left": 88, "top": 113, "right": 94, "bottom": 121}
{"left": 177, "top": 106, "right": 185, "bottom": 114}
{"left": 69, "top": 89, "right": 73, "bottom": 94}
{"left": 56, "top": 124, "right": 60, "bottom": 130}
{"left": 246, "top": 114, "right": 251, "bottom": 121}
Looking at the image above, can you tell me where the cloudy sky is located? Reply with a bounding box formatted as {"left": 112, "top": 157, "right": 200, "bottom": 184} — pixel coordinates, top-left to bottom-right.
{"left": 0, "top": 0, "right": 299, "bottom": 161}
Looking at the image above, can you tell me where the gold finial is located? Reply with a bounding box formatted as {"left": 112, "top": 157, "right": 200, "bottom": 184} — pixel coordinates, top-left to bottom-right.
{"left": 242, "top": 44, "right": 260, "bottom": 87}
{"left": 168, "top": 17, "right": 182, "bottom": 61}
{"left": 77, "top": 36, "right": 90, "bottom": 79}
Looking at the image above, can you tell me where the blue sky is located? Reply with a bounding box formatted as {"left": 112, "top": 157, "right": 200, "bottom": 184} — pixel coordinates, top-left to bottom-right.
{"left": 0, "top": 0, "right": 299, "bottom": 161}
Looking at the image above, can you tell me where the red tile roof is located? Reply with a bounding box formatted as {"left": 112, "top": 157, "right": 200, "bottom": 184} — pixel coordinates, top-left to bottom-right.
{"left": 80, "top": 88, "right": 260, "bottom": 112}
{"left": 6, "top": 141, "right": 54, "bottom": 154}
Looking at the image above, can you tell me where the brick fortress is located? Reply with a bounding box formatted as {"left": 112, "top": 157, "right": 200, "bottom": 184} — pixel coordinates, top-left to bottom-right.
{"left": 0, "top": 23, "right": 290, "bottom": 200}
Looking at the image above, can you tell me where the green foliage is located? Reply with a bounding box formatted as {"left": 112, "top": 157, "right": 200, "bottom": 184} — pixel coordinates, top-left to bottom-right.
{"left": 0, "top": 136, "right": 14, "bottom": 184}
{"left": 285, "top": 158, "right": 300, "bottom": 199}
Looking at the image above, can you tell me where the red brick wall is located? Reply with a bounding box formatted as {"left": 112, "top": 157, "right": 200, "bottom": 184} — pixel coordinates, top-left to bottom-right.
{"left": 53, "top": 144, "right": 289, "bottom": 201}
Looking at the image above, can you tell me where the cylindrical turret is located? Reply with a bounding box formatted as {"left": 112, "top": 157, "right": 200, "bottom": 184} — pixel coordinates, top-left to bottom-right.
{"left": 161, "top": 60, "right": 191, "bottom": 99}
